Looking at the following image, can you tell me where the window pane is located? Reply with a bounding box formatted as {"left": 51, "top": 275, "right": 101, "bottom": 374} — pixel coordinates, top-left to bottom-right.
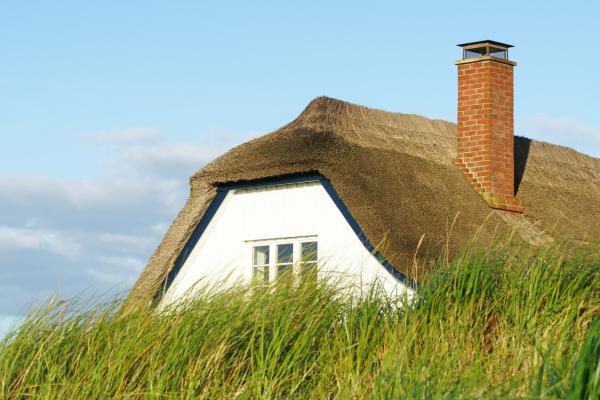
{"left": 301, "top": 262, "right": 317, "bottom": 282}
{"left": 277, "top": 243, "right": 293, "bottom": 264}
{"left": 253, "top": 246, "right": 269, "bottom": 266}
{"left": 253, "top": 265, "right": 269, "bottom": 283}
{"left": 301, "top": 241, "right": 318, "bottom": 262}
{"left": 277, "top": 263, "right": 293, "bottom": 278}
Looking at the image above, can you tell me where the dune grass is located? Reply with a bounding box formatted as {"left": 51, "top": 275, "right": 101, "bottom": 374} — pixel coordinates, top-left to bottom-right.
{"left": 0, "top": 243, "right": 598, "bottom": 399}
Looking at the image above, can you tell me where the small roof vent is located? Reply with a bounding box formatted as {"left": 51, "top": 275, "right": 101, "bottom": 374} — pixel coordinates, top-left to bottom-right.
{"left": 457, "top": 40, "right": 513, "bottom": 60}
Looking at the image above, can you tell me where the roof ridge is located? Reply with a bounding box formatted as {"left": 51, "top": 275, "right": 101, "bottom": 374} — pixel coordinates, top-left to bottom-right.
{"left": 293, "top": 96, "right": 455, "bottom": 134}
{"left": 296, "top": 97, "right": 600, "bottom": 167}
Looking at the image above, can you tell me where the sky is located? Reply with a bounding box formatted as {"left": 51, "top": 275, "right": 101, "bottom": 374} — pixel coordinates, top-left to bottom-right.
{"left": 1, "top": 1, "right": 600, "bottom": 337}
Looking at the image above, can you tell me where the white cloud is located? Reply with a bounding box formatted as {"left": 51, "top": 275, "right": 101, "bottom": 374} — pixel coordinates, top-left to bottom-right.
{"left": 520, "top": 114, "right": 600, "bottom": 158}
{"left": 150, "top": 222, "right": 169, "bottom": 235}
{"left": 122, "top": 142, "right": 220, "bottom": 178}
{"left": 98, "top": 255, "right": 145, "bottom": 271}
{"left": 82, "top": 128, "right": 228, "bottom": 180}
{"left": 0, "top": 226, "right": 82, "bottom": 258}
{"left": 0, "top": 126, "right": 253, "bottom": 315}
{"left": 86, "top": 268, "right": 138, "bottom": 285}
{"left": 97, "top": 233, "right": 156, "bottom": 251}
{"left": 0, "top": 175, "right": 187, "bottom": 226}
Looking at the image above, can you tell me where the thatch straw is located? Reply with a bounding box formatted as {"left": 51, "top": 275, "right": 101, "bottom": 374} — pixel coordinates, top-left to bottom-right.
{"left": 125, "top": 97, "right": 600, "bottom": 309}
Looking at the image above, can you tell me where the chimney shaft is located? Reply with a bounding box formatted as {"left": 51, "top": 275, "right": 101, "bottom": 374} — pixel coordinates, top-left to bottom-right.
{"left": 454, "top": 40, "right": 523, "bottom": 213}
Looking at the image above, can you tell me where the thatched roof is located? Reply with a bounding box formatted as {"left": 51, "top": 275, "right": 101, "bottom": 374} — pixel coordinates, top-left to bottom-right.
{"left": 126, "top": 96, "right": 600, "bottom": 307}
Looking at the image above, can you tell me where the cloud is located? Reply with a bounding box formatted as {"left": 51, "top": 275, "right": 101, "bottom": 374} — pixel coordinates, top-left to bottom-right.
{"left": 83, "top": 127, "right": 231, "bottom": 180}
{"left": 86, "top": 268, "right": 139, "bottom": 286}
{"left": 520, "top": 114, "right": 600, "bottom": 158}
{"left": 122, "top": 142, "right": 219, "bottom": 178}
{"left": 0, "top": 175, "right": 186, "bottom": 232}
{"left": 0, "top": 226, "right": 82, "bottom": 258}
{"left": 97, "top": 233, "right": 156, "bottom": 252}
{"left": 97, "top": 255, "right": 145, "bottom": 271}
{"left": 0, "top": 127, "right": 253, "bottom": 316}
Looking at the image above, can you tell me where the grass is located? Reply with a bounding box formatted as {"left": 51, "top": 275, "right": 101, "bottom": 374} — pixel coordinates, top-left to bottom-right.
{"left": 0, "top": 242, "right": 598, "bottom": 399}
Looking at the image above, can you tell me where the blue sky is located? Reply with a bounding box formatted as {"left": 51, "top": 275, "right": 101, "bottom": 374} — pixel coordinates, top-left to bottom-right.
{"left": 1, "top": 1, "right": 599, "bottom": 337}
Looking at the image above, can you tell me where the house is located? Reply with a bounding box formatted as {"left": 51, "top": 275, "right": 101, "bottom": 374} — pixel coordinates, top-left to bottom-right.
{"left": 126, "top": 41, "right": 600, "bottom": 308}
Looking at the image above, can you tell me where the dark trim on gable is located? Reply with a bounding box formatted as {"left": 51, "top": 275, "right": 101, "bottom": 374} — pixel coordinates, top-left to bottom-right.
{"left": 154, "top": 173, "right": 415, "bottom": 302}
{"left": 318, "top": 178, "right": 416, "bottom": 289}
{"left": 218, "top": 173, "right": 322, "bottom": 192}
{"left": 153, "top": 189, "right": 229, "bottom": 304}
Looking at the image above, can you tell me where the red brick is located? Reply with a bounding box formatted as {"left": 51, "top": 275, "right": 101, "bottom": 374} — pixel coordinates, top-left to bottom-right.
{"left": 456, "top": 57, "right": 522, "bottom": 213}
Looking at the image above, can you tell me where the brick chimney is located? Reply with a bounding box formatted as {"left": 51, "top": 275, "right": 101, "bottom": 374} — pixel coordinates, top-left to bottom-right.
{"left": 453, "top": 40, "right": 523, "bottom": 213}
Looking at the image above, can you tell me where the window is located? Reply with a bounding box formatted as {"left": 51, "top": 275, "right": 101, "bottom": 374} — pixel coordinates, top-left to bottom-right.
{"left": 300, "top": 241, "right": 318, "bottom": 282}
{"left": 249, "top": 237, "right": 318, "bottom": 283}
{"left": 252, "top": 245, "right": 270, "bottom": 283}
{"left": 276, "top": 243, "right": 293, "bottom": 278}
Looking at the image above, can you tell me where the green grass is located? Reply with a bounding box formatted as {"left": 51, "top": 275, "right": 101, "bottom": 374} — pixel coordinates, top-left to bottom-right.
{"left": 1, "top": 243, "right": 599, "bottom": 399}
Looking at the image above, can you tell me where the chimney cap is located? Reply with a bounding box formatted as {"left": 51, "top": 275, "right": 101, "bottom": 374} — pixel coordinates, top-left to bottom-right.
{"left": 457, "top": 40, "right": 514, "bottom": 61}
{"left": 457, "top": 40, "right": 514, "bottom": 49}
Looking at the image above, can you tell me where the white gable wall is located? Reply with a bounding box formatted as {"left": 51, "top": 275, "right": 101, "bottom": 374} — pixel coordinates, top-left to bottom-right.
{"left": 162, "top": 181, "right": 413, "bottom": 305}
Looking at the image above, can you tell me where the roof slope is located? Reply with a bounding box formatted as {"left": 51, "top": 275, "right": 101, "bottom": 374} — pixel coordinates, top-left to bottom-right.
{"left": 126, "top": 97, "right": 600, "bottom": 307}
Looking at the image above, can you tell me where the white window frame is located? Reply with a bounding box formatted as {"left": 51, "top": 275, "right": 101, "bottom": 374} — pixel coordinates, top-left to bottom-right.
{"left": 251, "top": 245, "right": 270, "bottom": 283}
{"left": 299, "top": 241, "right": 318, "bottom": 280}
{"left": 246, "top": 235, "right": 318, "bottom": 283}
